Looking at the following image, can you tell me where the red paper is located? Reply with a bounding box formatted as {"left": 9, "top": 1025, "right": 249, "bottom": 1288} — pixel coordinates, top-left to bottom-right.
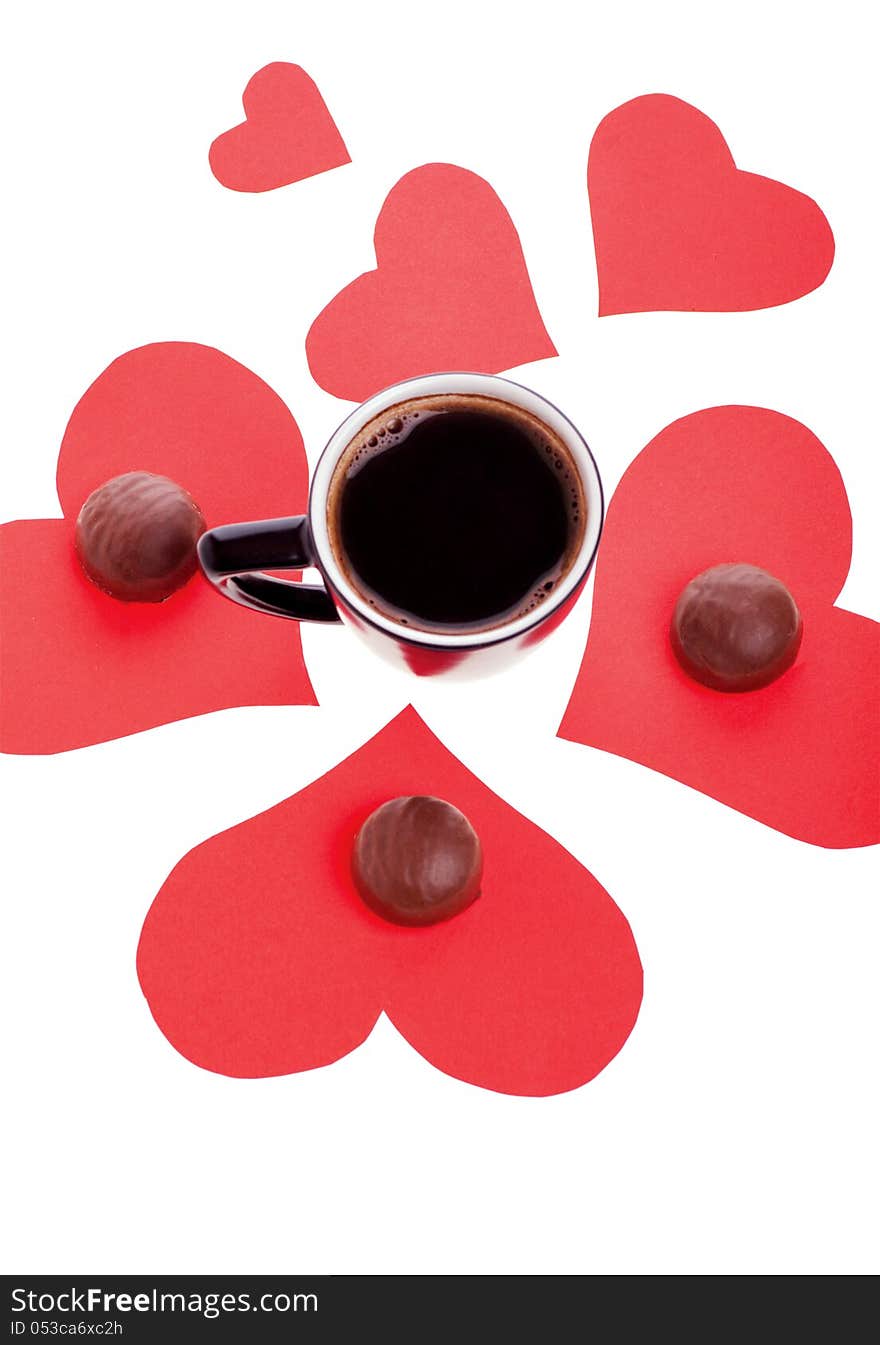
{"left": 0, "top": 343, "right": 316, "bottom": 755}
{"left": 589, "top": 94, "right": 834, "bottom": 315}
{"left": 306, "top": 163, "right": 557, "bottom": 402}
{"left": 209, "top": 63, "right": 350, "bottom": 193}
{"left": 558, "top": 406, "right": 879, "bottom": 848}
{"left": 137, "top": 707, "right": 643, "bottom": 1096}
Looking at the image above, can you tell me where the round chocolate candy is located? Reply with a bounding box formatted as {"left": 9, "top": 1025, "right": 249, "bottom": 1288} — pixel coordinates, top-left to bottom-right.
{"left": 352, "top": 796, "right": 483, "bottom": 927}
{"left": 671, "top": 562, "right": 803, "bottom": 692}
{"left": 75, "top": 471, "right": 206, "bottom": 602}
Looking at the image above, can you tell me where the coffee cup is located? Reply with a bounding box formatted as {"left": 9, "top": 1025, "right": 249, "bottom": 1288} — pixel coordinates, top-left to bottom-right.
{"left": 197, "top": 372, "right": 604, "bottom": 676}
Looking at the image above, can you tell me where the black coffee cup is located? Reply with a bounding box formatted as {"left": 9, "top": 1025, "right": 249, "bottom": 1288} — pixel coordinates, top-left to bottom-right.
{"left": 198, "top": 373, "right": 604, "bottom": 676}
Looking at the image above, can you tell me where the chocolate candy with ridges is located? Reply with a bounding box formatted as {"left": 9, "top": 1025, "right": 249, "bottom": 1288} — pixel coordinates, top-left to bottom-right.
{"left": 75, "top": 472, "right": 206, "bottom": 602}
{"left": 352, "top": 795, "right": 483, "bottom": 927}
{"left": 671, "top": 562, "right": 803, "bottom": 692}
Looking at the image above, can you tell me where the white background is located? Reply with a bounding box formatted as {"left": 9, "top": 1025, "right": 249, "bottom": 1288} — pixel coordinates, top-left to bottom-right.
{"left": 2, "top": 0, "right": 878, "bottom": 1275}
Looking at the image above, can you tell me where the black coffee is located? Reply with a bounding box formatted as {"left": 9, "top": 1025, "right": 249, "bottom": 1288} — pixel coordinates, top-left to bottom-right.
{"left": 327, "top": 394, "right": 585, "bottom": 632}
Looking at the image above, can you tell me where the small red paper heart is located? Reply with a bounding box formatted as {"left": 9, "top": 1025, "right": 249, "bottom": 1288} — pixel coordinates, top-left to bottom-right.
{"left": 589, "top": 94, "right": 834, "bottom": 315}
{"left": 138, "top": 707, "right": 642, "bottom": 1096}
{"left": 209, "top": 62, "right": 350, "bottom": 193}
{"left": 558, "top": 406, "right": 879, "bottom": 848}
{"left": 306, "top": 163, "right": 557, "bottom": 402}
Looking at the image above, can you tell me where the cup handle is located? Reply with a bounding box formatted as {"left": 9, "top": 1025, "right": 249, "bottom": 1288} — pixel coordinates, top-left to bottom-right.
{"left": 197, "top": 517, "right": 341, "bottom": 623}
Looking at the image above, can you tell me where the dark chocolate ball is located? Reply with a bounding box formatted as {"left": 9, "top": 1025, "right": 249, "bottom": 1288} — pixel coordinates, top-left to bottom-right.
{"left": 671, "top": 562, "right": 803, "bottom": 692}
{"left": 352, "top": 796, "right": 483, "bottom": 927}
{"left": 75, "top": 471, "right": 206, "bottom": 602}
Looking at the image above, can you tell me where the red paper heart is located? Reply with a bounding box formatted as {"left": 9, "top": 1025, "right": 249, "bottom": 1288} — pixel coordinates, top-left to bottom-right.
{"left": 589, "top": 94, "right": 835, "bottom": 315}
{"left": 558, "top": 406, "right": 879, "bottom": 848}
{"left": 209, "top": 62, "right": 350, "bottom": 193}
{"left": 306, "top": 163, "right": 557, "bottom": 402}
{"left": 138, "top": 707, "right": 643, "bottom": 1096}
{"left": 0, "top": 343, "right": 316, "bottom": 755}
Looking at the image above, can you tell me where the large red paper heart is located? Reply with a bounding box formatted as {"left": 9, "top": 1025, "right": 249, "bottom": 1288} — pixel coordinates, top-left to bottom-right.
{"left": 0, "top": 343, "right": 316, "bottom": 755}
{"left": 209, "top": 62, "right": 350, "bottom": 193}
{"left": 558, "top": 406, "right": 879, "bottom": 848}
{"left": 138, "top": 707, "right": 643, "bottom": 1096}
{"left": 306, "top": 163, "right": 557, "bottom": 402}
{"left": 589, "top": 94, "right": 835, "bottom": 315}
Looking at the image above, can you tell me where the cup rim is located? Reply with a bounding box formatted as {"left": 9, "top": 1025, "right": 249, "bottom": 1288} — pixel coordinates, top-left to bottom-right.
{"left": 308, "top": 372, "right": 604, "bottom": 649}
